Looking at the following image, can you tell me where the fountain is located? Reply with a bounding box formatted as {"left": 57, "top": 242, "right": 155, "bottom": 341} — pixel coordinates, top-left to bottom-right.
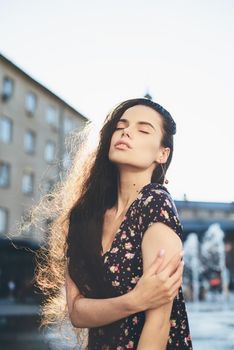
{"left": 183, "top": 233, "right": 200, "bottom": 302}
{"left": 183, "top": 223, "right": 230, "bottom": 302}
{"left": 200, "top": 223, "right": 230, "bottom": 301}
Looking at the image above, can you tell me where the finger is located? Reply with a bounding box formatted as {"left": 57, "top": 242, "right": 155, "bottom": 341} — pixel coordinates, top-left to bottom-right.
{"left": 170, "top": 278, "right": 183, "bottom": 299}
{"left": 160, "top": 252, "right": 183, "bottom": 279}
{"left": 165, "top": 270, "right": 183, "bottom": 304}
{"left": 144, "top": 248, "right": 166, "bottom": 277}
{"left": 168, "top": 261, "right": 184, "bottom": 288}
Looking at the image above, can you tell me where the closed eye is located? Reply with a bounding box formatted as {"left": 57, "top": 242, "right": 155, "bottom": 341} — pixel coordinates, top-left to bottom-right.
{"left": 115, "top": 127, "right": 149, "bottom": 134}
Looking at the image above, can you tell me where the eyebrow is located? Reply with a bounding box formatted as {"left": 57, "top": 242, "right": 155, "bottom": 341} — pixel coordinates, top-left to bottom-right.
{"left": 118, "top": 118, "right": 156, "bottom": 131}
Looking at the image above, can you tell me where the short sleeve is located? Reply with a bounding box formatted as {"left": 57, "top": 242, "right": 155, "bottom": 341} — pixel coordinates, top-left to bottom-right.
{"left": 141, "top": 187, "right": 183, "bottom": 240}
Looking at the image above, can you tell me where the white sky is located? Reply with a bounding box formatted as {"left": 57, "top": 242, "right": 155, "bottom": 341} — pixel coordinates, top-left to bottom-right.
{"left": 0, "top": 0, "right": 234, "bottom": 203}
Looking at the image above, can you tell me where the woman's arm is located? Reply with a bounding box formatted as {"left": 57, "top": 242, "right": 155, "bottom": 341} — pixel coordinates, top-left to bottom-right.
{"left": 65, "top": 251, "right": 183, "bottom": 328}
{"left": 137, "top": 222, "right": 183, "bottom": 350}
{"left": 65, "top": 260, "right": 137, "bottom": 328}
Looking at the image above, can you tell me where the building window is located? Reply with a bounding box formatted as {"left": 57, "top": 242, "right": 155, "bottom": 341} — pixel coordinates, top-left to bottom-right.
{"left": 180, "top": 209, "right": 194, "bottom": 219}
{"left": 25, "top": 92, "right": 37, "bottom": 115}
{"left": 63, "top": 151, "right": 71, "bottom": 169}
{"left": 44, "top": 141, "right": 55, "bottom": 163}
{"left": 196, "top": 209, "right": 210, "bottom": 219}
{"left": 0, "top": 161, "right": 10, "bottom": 188}
{"left": 63, "top": 117, "right": 74, "bottom": 134}
{"left": 22, "top": 171, "right": 34, "bottom": 195}
{"left": 24, "top": 130, "right": 36, "bottom": 154}
{"left": 20, "top": 210, "right": 34, "bottom": 237}
{"left": 0, "top": 115, "right": 13, "bottom": 143}
{"left": 46, "top": 106, "right": 59, "bottom": 130}
{"left": 2, "top": 76, "right": 14, "bottom": 101}
{"left": 0, "top": 207, "right": 8, "bottom": 234}
{"left": 212, "top": 209, "right": 225, "bottom": 220}
{"left": 44, "top": 179, "right": 55, "bottom": 193}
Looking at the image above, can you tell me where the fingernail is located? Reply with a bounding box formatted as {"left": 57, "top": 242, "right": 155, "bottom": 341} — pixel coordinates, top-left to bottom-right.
{"left": 158, "top": 249, "right": 165, "bottom": 257}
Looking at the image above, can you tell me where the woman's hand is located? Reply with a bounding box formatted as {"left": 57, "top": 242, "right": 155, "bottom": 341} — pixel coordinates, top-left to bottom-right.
{"left": 132, "top": 250, "right": 184, "bottom": 312}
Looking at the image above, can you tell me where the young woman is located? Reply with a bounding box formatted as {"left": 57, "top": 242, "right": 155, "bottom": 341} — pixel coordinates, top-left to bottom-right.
{"left": 33, "top": 97, "right": 192, "bottom": 349}
{"left": 65, "top": 98, "right": 193, "bottom": 349}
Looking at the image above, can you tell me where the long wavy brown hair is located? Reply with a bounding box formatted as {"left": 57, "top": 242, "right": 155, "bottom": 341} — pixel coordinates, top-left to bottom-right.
{"left": 15, "top": 97, "right": 177, "bottom": 349}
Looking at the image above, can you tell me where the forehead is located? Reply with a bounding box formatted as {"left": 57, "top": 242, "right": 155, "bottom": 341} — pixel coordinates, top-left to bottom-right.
{"left": 120, "top": 104, "right": 162, "bottom": 126}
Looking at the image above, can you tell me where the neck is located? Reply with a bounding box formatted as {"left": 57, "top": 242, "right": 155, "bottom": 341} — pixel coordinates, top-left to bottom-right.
{"left": 114, "top": 170, "right": 152, "bottom": 216}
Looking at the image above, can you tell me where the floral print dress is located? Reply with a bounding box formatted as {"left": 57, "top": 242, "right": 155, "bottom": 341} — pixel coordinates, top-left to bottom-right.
{"left": 88, "top": 182, "right": 193, "bottom": 349}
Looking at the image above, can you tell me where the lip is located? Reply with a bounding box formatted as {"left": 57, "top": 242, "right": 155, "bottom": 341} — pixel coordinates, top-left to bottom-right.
{"left": 114, "top": 140, "right": 132, "bottom": 149}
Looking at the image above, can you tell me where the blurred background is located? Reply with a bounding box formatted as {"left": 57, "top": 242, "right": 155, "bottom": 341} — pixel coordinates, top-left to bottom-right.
{"left": 0, "top": 0, "right": 234, "bottom": 349}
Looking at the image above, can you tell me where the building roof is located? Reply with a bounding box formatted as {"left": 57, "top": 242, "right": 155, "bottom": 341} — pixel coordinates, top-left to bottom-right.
{"left": 0, "top": 53, "right": 89, "bottom": 121}
{"left": 175, "top": 199, "right": 234, "bottom": 211}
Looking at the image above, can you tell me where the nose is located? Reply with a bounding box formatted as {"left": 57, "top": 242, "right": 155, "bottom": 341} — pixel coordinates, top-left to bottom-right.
{"left": 122, "top": 127, "right": 131, "bottom": 137}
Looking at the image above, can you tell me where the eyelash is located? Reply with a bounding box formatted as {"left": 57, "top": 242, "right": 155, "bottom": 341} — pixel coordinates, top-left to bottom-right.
{"left": 115, "top": 127, "right": 149, "bottom": 134}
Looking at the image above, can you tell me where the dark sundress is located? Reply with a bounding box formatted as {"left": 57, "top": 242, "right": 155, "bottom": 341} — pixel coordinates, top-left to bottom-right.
{"left": 88, "top": 182, "right": 193, "bottom": 349}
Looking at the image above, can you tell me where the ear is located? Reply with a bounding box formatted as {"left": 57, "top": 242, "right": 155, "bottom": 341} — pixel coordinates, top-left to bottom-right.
{"left": 155, "top": 147, "right": 170, "bottom": 164}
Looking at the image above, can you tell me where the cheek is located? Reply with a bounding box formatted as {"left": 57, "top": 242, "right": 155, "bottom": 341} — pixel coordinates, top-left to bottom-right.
{"left": 108, "top": 134, "right": 118, "bottom": 156}
{"left": 109, "top": 133, "right": 118, "bottom": 150}
{"left": 110, "top": 131, "right": 119, "bottom": 145}
{"left": 138, "top": 138, "right": 159, "bottom": 158}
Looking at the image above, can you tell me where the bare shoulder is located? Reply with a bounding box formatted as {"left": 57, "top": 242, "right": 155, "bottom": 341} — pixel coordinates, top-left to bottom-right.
{"left": 142, "top": 221, "right": 182, "bottom": 250}
{"left": 141, "top": 222, "right": 182, "bottom": 272}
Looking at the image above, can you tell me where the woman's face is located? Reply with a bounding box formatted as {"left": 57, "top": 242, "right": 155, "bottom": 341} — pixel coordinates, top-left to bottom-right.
{"left": 108, "top": 104, "right": 169, "bottom": 171}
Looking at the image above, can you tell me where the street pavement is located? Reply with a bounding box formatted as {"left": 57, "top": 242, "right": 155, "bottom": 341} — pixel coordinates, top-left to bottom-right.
{"left": 1, "top": 296, "right": 234, "bottom": 349}
{"left": 186, "top": 295, "right": 234, "bottom": 350}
